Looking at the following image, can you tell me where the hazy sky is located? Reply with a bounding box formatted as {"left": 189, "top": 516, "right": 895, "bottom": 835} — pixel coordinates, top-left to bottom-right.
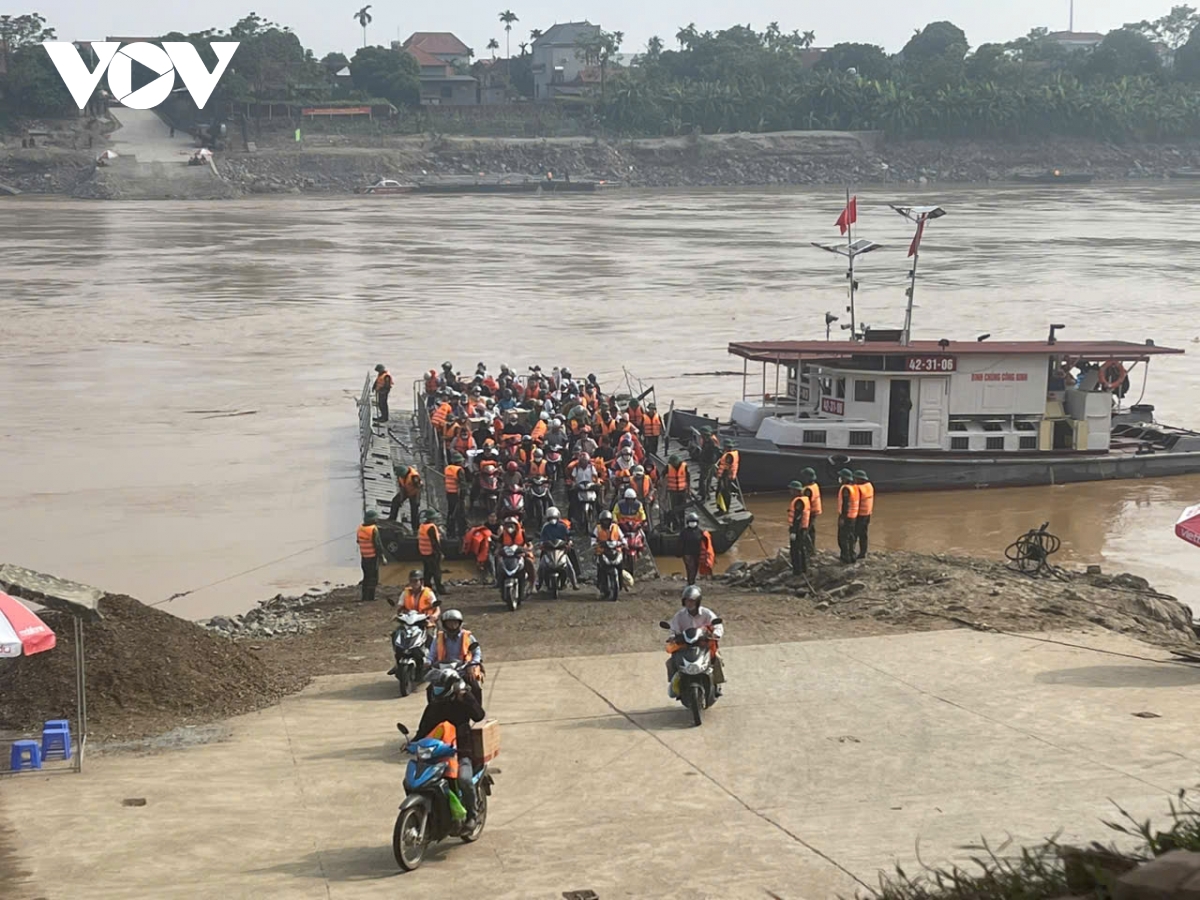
{"left": 34, "top": 0, "right": 1172, "bottom": 58}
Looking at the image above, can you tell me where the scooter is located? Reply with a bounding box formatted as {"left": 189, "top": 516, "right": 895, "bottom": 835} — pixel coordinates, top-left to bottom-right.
{"left": 389, "top": 610, "right": 432, "bottom": 697}
{"left": 596, "top": 540, "right": 624, "bottom": 602}
{"left": 659, "top": 618, "right": 723, "bottom": 727}
{"left": 526, "top": 477, "right": 551, "bottom": 530}
{"left": 544, "top": 447, "right": 563, "bottom": 484}
{"left": 392, "top": 722, "right": 494, "bottom": 871}
{"left": 497, "top": 544, "right": 526, "bottom": 611}
{"left": 574, "top": 481, "right": 598, "bottom": 536}
{"left": 477, "top": 470, "right": 500, "bottom": 517}
{"left": 621, "top": 524, "right": 647, "bottom": 569}
{"left": 500, "top": 485, "right": 525, "bottom": 523}
{"left": 539, "top": 540, "right": 573, "bottom": 599}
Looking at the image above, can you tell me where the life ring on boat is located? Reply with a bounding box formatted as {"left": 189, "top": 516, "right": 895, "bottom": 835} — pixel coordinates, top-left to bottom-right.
{"left": 1098, "top": 360, "right": 1128, "bottom": 391}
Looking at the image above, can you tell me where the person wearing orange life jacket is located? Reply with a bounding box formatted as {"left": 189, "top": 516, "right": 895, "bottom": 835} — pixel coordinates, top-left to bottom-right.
{"left": 627, "top": 398, "right": 646, "bottom": 432}
{"left": 527, "top": 448, "right": 549, "bottom": 479}
{"left": 799, "top": 467, "right": 822, "bottom": 550}
{"left": 665, "top": 454, "right": 691, "bottom": 529}
{"left": 389, "top": 464, "right": 423, "bottom": 532}
{"left": 630, "top": 464, "right": 656, "bottom": 528}
{"left": 497, "top": 516, "right": 536, "bottom": 588}
{"left": 836, "top": 468, "right": 860, "bottom": 564}
{"left": 786, "top": 480, "right": 813, "bottom": 575}
{"left": 417, "top": 510, "right": 445, "bottom": 592}
{"left": 451, "top": 423, "right": 476, "bottom": 458}
{"left": 428, "top": 609, "right": 484, "bottom": 705}
{"left": 356, "top": 509, "right": 386, "bottom": 603}
{"left": 678, "top": 512, "right": 715, "bottom": 586}
{"left": 373, "top": 363, "right": 394, "bottom": 423}
{"left": 398, "top": 568, "right": 440, "bottom": 623}
{"left": 531, "top": 411, "right": 549, "bottom": 442}
{"left": 642, "top": 402, "right": 664, "bottom": 456}
{"left": 715, "top": 440, "right": 740, "bottom": 512}
{"left": 443, "top": 453, "right": 469, "bottom": 538}
{"left": 424, "top": 369, "right": 440, "bottom": 399}
{"left": 853, "top": 469, "right": 874, "bottom": 560}
{"left": 593, "top": 508, "right": 624, "bottom": 553}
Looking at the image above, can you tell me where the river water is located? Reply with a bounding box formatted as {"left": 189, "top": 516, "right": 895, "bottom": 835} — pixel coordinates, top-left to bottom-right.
{"left": 2, "top": 183, "right": 1199, "bottom": 619}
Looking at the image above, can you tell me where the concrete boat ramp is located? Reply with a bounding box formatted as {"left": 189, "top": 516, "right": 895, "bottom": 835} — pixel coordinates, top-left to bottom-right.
{"left": 5, "top": 628, "right": 1200, "bottom": 899}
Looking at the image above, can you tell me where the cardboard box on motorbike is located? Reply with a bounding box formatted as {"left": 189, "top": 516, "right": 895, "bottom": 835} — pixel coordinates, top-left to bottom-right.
{"left": 470, "top": 719, "right": 501, "bottom": 764}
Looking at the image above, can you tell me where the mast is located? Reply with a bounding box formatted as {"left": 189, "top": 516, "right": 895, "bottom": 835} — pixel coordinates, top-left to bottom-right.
{"left": 1070, "top": 0, "right": 1074, "bottom": 32}
{"left": 888, "top": 203, "right": 946, "bottom": 346}
{"left": 845, "top": 186, "right": 856, "bottom": 337}
{"left": 812, "top": 193, "right": 879, "bottom": 342}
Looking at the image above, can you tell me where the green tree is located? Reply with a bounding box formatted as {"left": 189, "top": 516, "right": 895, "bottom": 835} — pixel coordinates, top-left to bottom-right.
{"left": 353, "top": 6, "right": 372, "bottom": 49}
{"left": 1177, "top": 23, "right": 1200, "bottom": 79}
{"left": 499, "top": 10, "right": 518, "bottom": 59}
{"left": 1087, "top": 28, "right": 1162, "bottom": 80}
{"left": 902, "top": 20, "right": 969, "bottom": 64}
{"left": 350, "top": 45, "right": 419, "bottom": 106}
{"left": 577, "top": 28, "right": 623, "bottom": 100}
{"left": 815, "top": 42, "right": 891, "bottom": 80}
{"left": 0, "top": 13, "right": 74, "bottom": 119}
{"left": 1126, "top": 4, "right": 1200, "bottom": 49}
{"left": 529, "top": 28, "right": 542, "bottom": 41}
{"left": 486, "top": 37, "right": 499, "bottom": 59}
{"left": 320, "top": 51, "right": 350, "bottom": 74}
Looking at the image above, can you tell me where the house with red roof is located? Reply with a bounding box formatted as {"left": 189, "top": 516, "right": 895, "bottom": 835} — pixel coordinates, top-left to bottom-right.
{"left": 398, "top": 36, "right": 478, "bottom": 105}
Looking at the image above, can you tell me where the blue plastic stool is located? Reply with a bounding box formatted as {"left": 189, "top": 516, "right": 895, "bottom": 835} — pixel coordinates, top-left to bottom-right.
{"left": 41, "top": 721, "right": 71, "bottom": 761}
{"left": 10, "top": 740, "right": 42, "bottom": 771}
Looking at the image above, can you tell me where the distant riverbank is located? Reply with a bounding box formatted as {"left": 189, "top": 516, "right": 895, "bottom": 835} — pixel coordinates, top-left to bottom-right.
{"left": 5, "top": 131, "right": 1200, "bottom": 197}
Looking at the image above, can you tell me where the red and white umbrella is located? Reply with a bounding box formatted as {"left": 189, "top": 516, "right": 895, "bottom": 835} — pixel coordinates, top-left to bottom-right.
{"left": 1175, "top": 504, "right": 1200, "bottom": 548}
{"left": 0, "top": 591, "right": 56, "bottom": 658}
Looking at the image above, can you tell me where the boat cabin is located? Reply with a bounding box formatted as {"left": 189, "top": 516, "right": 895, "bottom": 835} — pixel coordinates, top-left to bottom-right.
{"left": 727, "top": 333, "right": 1184, "bottom": 455}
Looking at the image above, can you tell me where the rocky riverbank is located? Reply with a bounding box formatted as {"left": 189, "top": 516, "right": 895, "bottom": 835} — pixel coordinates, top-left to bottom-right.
{"left": 6, "top": 131, "right": 1200, "bottom": 198}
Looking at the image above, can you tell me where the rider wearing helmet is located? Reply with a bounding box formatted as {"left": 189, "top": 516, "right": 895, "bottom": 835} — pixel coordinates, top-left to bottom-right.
{"left": 428, "top": 609, "right": 484, "bottom": 701}
{"left": 537, "top": 507, "right": 580, "bottom": 590}
{"left": 678, "top": 511, "right": 715, "bottom": 586}
{"left": 666, "top": 585, "right": 725, "bottom": 699}
{"left": 416, "top": 666, "right": 486, "bottom": 832}
{"left": 614, "top": 487, "right": 647, "bottom": 531}
{"left": 593, "top": 508, "right": 623, "bottom": 555}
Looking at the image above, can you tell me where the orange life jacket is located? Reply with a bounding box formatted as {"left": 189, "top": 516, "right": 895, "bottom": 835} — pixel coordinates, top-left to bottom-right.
{"left": 444, "top": 465, "right": 465, "bottom": 494}
{"left": 399, "top": 470, "right": 421, "bottom": 498}
{"left": 435, "top": 628, "right": 475, "bottom": 663}
{"left": 531, "top": 421, "right": 547, "bottom": 441}
{"left": 356, "top": 524, "right": 378, "bottom": 558}
{"left": 375, "top": 370, "right": 393, "bottom": 392}
{"left": 424, "top": 372, "right": 439, "bottom": 394}
{"left": 629, "top": 408, "right": 645, "bottom": 430}
{"left": 500, "top": 527, "right": 525, "bottom": 547}
{"left": 462, "top": 526, "right": 492, "bottom": 566}
{"left": 418, "top": 523, "right": 439, "bottom": 556}
{"left": 643, "top": 413, "right": 662, "bottom": 437}
{"left": 528, "top": 459, "right": 548, "bottom": 478}
{"left": 857, "top": 482, "right": 874, "bottom": 517}
{"left": 594, "top": 522, "right": 622, "bottom": 548}
{"left": 805, "top": 483, "right": 822, "bottom": 516}
{"left": 425, "top": 720, "right": 460, "bottom": 780}
{"left": 839, "top": 483, "right": 860, "bottom": 519}
{"left": 632, "top": 474, "right": 653, "bottom": 500}
{"left": 788, "top": 495, "right": 811, "bottom": 530}
{"left": 401, "top": 586, "right": 437, "bottom": 615}
{"left": 699, "top": 531, "right": 715, "bottom": 575}
{"left": 667, "top": 463, "right": 689, "bottom": 493}
{"left": 431, "top": 402, "right": 451, "bottom": 428}
{"left": 717, "top": 450, "right": 740, "bottom": 479}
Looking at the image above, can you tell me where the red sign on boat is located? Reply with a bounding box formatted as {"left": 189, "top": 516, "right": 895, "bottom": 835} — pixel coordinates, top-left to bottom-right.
{"left": 906, "top": 356, "right": 957, "bottom": 373}
{"left": 821, "top": 397, "right": 845, "bottom": 415}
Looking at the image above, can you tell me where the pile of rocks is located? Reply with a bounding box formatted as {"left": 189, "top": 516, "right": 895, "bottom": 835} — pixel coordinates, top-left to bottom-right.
{"left": 204, "top": 587, "right": 333, "bottom": 639}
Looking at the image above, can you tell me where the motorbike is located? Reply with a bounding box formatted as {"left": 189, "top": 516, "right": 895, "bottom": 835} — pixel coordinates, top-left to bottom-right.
{"left": 477, "top": 470, "right": 500, "bottom": 517}
{"left": 497, "top": 544, "right": 527, "bottom": 611}
{"left": 659, "top": 618, "right": 723, "bottom": 727}
{"left": 544, "top": 448, "right": 563, "bottom": 484}
{"left": 389, "top": 610, "right": 432, "bottom": 697}
{"left": 574, "top": 482, "right": 598, "bottom": 536}
{"left": 526, "top": 477, "right": 551, "bottom": 530}
{"left": 500, "top": 485, "right": 525, "bottom": 523}
{"left": 620, "top": 523, "right": 647, "bottom": 569}
{"left": 596, "top": 540, "right": 624, "bottom": 602}
{"left": 392, "top": 722, "right": 494, "bottom": 871}
{"left": 539, "top": 539, "right": 572, "bottom": 599}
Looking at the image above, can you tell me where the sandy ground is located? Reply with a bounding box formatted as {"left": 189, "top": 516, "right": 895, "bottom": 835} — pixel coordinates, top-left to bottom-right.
{"left": 5, "top": 628, "right": 1200, "bottom": 899}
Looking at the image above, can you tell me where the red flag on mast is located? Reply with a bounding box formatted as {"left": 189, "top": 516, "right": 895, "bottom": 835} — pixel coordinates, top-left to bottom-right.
{"left": 908, "top": 216, "right": 926, "bottom": 257}
{"left": 836, "top": 196, "right": 857, "bottom": 235}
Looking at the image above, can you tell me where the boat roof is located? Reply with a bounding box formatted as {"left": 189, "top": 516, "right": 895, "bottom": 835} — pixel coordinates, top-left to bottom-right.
{"left": 728, "top": 339, "right": 1184, "bottom": 364}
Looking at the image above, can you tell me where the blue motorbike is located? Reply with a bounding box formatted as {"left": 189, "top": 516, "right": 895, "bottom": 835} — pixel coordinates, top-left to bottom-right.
{"left": 392, "top": 722, "right": 494, "bottom": 871}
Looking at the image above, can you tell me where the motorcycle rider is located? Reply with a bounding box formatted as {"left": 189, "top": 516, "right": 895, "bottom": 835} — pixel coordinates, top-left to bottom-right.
{"left": 565, "top": 452, "right": 601, "bottom": 528}
{"left": 398, "top": 569, "right": 440, "bottom": 623}
{"left": 678, "top": 511, "right": 714, "bottom": 586}
{"left": 666, "top": 585, "right": 725, "bottom": 699}
{"left": 538, "top": 507, "right": 580, "bottom": 590}
{"left": 614, "top": 487, "right": 647, "bottom": 532}
{"left": 417, "top": 668, "right": 486, "bottom": 833}
{"left": 428, "top": 609, "right": 484, "bottom": 703}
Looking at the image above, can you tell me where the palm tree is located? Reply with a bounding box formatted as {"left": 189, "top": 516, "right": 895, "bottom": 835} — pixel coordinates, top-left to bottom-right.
{"left": 530, "top": 28, "right": 543, "bottom": 41}
{"left": 353, "top": 5, "right": 372, "bottom": 48}
{"left": 499, "top": 10, "right": 519, "bottom": 59}
{"left": 518, "top": 41, "right": 529, "bottom": 56}
{"left": 801, "top": 30, "right": 816, "bottom": 50}
{"left": 487, "top": 37, "right": 499, "bottom": 60}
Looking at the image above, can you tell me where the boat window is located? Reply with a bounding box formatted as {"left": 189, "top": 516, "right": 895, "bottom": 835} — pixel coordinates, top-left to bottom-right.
{"left": 820, "top": 377, "right": 832, "bottom": 396}
{"left": 1014, "top": 420, "right": 1037, "bottom": 432}
{"left": 802, "top": 430, "right": 827, "bottom": 445}
{"left": 950, "top": 437, "right": 969, "bottom": 450}
{"left": 982, "top": 421, "right": 1004, "bottom": 432}
{"left": 948, "top": 421, "right": 968, "bottom": 432}
{"left": 986, "top": 437, "right": 1005, "bottom": 451}
{"left": 1019, "top": 436, "right": 1038, "bottom": 449}
{"left": 854, "top": 380, "right": 876, "bottom": 403}
{"left": 836, "top": 377, "right": 846, "bottom": 400}
{"left": 849, "top": 431, "right": 873, "bottom": 447}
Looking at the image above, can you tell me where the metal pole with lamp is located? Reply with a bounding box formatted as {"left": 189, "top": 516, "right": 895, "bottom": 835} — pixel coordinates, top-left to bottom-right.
{"left": 888, "top": 204, "right": 947, "bottom": 346}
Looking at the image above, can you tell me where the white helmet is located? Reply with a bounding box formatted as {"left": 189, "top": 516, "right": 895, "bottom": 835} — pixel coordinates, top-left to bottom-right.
{"left": 546, "top": 506, "right": 560, "bottom": 520}
{"left": 633, "top": 465, "right": 645, "bottom": 475}
{"left": 540, "top": 411, "right": 550, "bottom": 421}
{"left": 441, "top": 608, "right": 464, "bottom": 625}
{"left": 552, "top": 418, "right": 563, "bottom": 427}
{"left": 624, "top": 488, "right": 637, "bottom": 500}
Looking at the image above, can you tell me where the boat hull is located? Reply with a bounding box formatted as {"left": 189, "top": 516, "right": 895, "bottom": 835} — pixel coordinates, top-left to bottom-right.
{"left": 667, "top": 409, "right": 1200, "bottom": 493}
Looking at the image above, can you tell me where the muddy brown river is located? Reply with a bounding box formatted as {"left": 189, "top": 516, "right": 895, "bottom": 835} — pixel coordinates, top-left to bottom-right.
{"left": 2, "top": 184, "right": 1198, "bottom": 618}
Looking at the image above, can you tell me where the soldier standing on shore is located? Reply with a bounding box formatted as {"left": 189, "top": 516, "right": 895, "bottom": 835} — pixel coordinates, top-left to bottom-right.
{"left": 357, "top": 509, "right": 387, "bottom": 603}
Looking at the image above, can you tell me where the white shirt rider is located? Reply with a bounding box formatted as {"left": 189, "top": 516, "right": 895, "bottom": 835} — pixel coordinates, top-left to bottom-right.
{"left": 669, "top": 606, "right": 724, "bottom": 640}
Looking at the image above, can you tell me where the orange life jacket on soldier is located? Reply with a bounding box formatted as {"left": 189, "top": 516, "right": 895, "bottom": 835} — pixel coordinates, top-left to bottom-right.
{"left": 838, "top": 483, "right": 860, "bottom": 519}
{"left": 629, "top": 408, "right": 645, "bottom": 429}
{"left": 788, "top": 495, "right": 811, "bottom": 529}
{"left": 806, "top": 482, "right": 822, "bottom": 516}
{"left": 431, "top": 403, "right": 451, "bottom": 428}
{"left": 399, "top": 470, "right": 421, "bottom": 498}
{"left": 717, "top": 450, "right": 740, "bottom": 479}
{"left": 667, "top": 463, "right": 689, "bottom": 493}
{"left": 632, "top": 474, "right": 653, "bottom": 500}
{"left": 375, "top": 370, "right": 393, "bottom": 392}
{"left": 357, "top": 524, "right": 378, "bottom": 558}
{"left": 857, "top": 482, "right": 874, "bottom": 517}
{"left": 418, "top": 523, "right": 439, "bottom": 555}
{"left": 444, "top": 465, "right": 465, "bottom": 494}
{"left": 643, "top": 413, "right": 662, "bottom": 437}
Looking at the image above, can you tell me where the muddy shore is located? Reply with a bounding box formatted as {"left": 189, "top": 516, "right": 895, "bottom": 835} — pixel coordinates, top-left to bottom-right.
{"left": 1, "top": 547, "right": 1191, "bottom": 746}
{"left": 5, "top": 131, "right": 1200, "bottom": 198}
